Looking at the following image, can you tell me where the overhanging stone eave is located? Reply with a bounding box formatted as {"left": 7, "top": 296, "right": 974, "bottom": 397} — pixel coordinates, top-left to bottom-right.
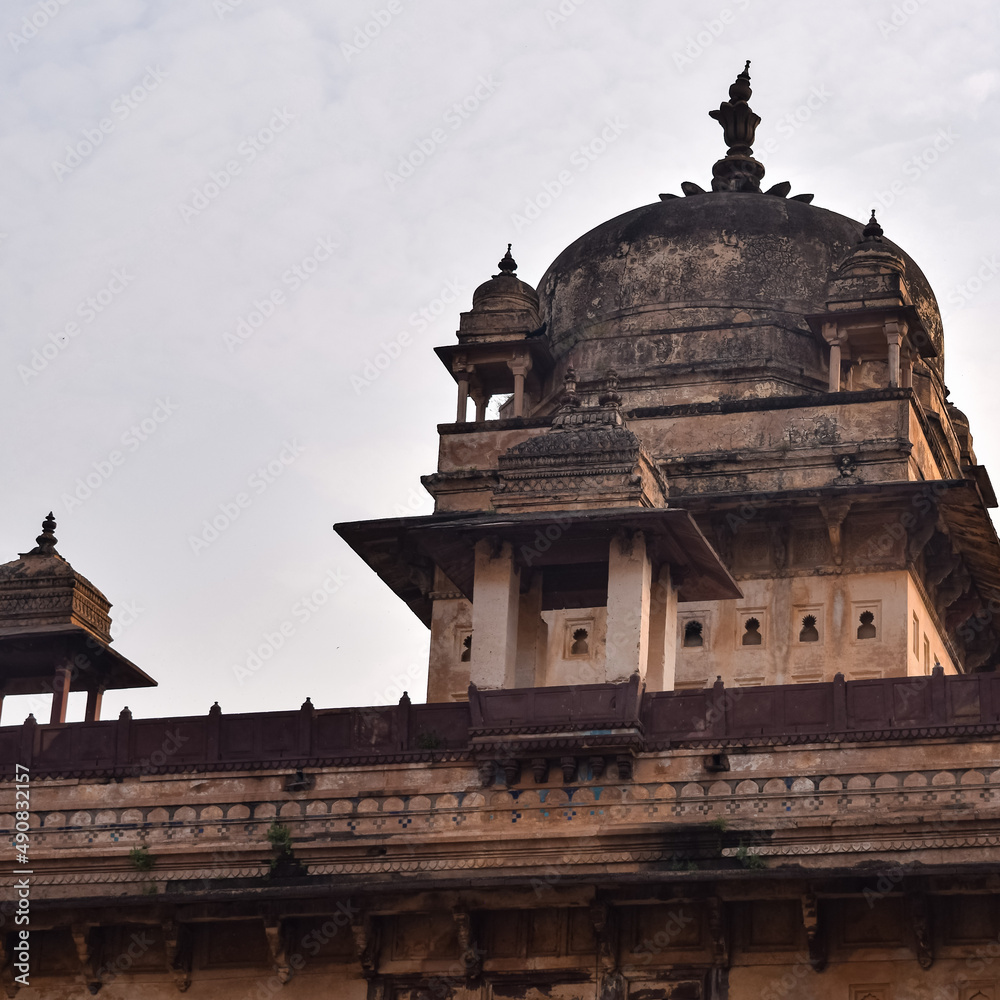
{"left": 0, "top": 625, "right": 156, "bottom": 692}
{"left": 338, "top": 508, "right": 740, "bottom": 607}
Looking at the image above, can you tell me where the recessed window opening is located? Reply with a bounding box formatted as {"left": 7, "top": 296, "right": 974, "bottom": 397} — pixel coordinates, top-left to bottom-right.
{"left": 742, "top": 617, "right": 762, "bottom": 646}
{"left": 683, "top": 621, "right": 704, "bottom": 647}
{"left": 799, "top": 615, "right": 819, "bottom": 642}
{"left": 570, "top": 628, "right": 589, "bottom": 655}
{"left": 460, "top": 635, "right": 471, "bottom": 662}
{"left": 857, "top": 611, "right": 877, "bottom": 639}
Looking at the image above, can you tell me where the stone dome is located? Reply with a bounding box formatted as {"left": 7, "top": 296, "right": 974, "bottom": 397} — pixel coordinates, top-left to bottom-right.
{"left": 536, "top": 193, "right": 944, "bottom": 376}
{"left": 471, "top": 271, "right": 540, "bottom": 314}
{"left": 470, "top": 243, "right": 540, "bottom": 315}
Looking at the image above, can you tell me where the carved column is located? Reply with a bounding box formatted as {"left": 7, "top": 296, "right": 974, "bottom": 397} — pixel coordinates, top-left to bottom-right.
{"left": 470, "top": 537, "right": 520, "bottom": 690}
{"left": 645, "top": 564, "right": 677, "bottom": 691}
{"left": 84, "top": 685, "right": 105, "bottom": 723}
{"left": 507, "top": 356, "right": 532, "bottom": 418}
{"left": 885, "top": 318, "right": 905, "bottom": 388}
{"left": 456, "top": 374, "right": 470, "bottom": 423}
{"left": 50, "top": 661, "right": 72, "bottom": 724}
{"left": 473, "top": 390, "right": 488, "bottom": 422}
{"left": 605, "top": 530, "right": 652, "bottom": 684}
{"left": 822, "top": 322, "right": 843, "bottom": 392}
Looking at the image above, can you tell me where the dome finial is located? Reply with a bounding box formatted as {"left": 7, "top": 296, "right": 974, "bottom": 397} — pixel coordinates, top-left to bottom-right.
{"left": 708, "top": 62, "right": 764, "bottom": 192}
{"left": 861, "top": 209, "right": 884, "bottom": 242}
{"left": 498, "top": 243, "right": 517, "bottom": 274}
{"left": 31, "top": 512, "right": 58, "bottom": 555}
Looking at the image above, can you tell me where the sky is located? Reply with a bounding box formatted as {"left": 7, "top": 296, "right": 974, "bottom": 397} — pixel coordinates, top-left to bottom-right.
{"left": 1, "top": 0, "right": 999, "bottom": 723}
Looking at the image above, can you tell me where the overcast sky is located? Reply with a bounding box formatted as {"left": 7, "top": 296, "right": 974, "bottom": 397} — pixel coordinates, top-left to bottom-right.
{"left": 2, "top": 0, "right": 998, "bottom": 723}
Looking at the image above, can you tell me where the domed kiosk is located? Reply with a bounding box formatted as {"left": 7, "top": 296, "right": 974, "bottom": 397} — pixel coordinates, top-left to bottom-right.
{"left": 340, "top": 63, "right": 1000, "bottom": 700}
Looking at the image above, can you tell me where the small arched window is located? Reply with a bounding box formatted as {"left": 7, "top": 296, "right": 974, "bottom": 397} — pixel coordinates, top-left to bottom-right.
{"left": 857, "top": 611, "right": 877, "bottom": 639}
{"left": 799, "top": 615, "right": 819, "bottom": 643}
{"left": 570, "top": 628, "right": 589, "bottom": 655}
{"left": 460, "top": 635, "right": 472, "bottom": 661}
{"left": 683, "top": 621, "right": 704, "bottom": 647}
{"left": 742, "top": 617, "right": 762, "bottom": 646}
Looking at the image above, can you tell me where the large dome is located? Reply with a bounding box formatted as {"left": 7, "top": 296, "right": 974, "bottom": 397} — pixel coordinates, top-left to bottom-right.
{"left": 537, "top": 192, "right": 943, "bottom": 374}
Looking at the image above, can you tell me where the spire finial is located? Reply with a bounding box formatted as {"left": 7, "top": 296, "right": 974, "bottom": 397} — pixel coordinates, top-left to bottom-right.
{"left": 708, "top": 63, "right": 764, "bottom": 192}
{"left": 861, "top": 209, "right": 884, "bottom": 242}
{"left": 497, "top": 243, "right": 517, "bottom": 274}
{"left": 30, "top": 512, "right": 58, "bottom": 555}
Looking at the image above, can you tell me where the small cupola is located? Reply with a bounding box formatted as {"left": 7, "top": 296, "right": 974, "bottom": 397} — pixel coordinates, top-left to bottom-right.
{"left": 435, "top": 245, "right": 552, "bottom": 422}
{"left": 0, "top": 514, "right": 155, "bottom": 723}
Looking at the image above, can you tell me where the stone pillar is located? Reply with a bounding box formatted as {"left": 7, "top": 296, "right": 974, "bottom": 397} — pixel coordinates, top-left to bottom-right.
{"left": 474, "top": 392, "right": 488, "bottom": 422}
{"left": 823, "top": 322, "right": 842, "bottom": 392}
{"left": 885, "top": 319, "right": 903, "bottom": 388}
{"left": 514, "top": 572, "right": 543, "bottom": 686}
{"left": 645, "top": 565, "right": 678, "bottom": 691}
{"left": 84, "top": 685, "right": 105, "bottom": 722}
{"left": 456, "top": 376, "right": 470, "bottom": 423}
{"left": 50, "top": 662, "right": 72, "bottom": 724}
{"left": 507, "top": 357, "right": 532, "bottom": 418}
{"left": 828, "top": 341, "right": 841, "bottom": 392}
{"left": 605, "top": 530, "right": 652, "bottom": 683}
{"left": 470, "top": 537, "right": 520, "bottom": 689}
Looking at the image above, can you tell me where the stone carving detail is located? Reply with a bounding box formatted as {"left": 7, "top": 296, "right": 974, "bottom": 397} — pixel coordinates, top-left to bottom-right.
{"left": 263, "top": 917, "right": 293, "bottom": 984}
{"left": 910, "top": 893, "right": 933, "bottom": 969}
{"left": 493, "top": 370, "right": 666, "bottom": 510}
{"left": 351, "top": 912, "right": 380, "bottom": 979}
{"left": 163, "top": 920, "right": 192, "bottom": 993}
{"left": 452, "top": 907, "right": 483, "bottom": 983}
{"left": 801, "top": 891, "right": 826, "bottom": 972}
{"left": 70, "top": 924, "right": 101, "bottom": 995}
